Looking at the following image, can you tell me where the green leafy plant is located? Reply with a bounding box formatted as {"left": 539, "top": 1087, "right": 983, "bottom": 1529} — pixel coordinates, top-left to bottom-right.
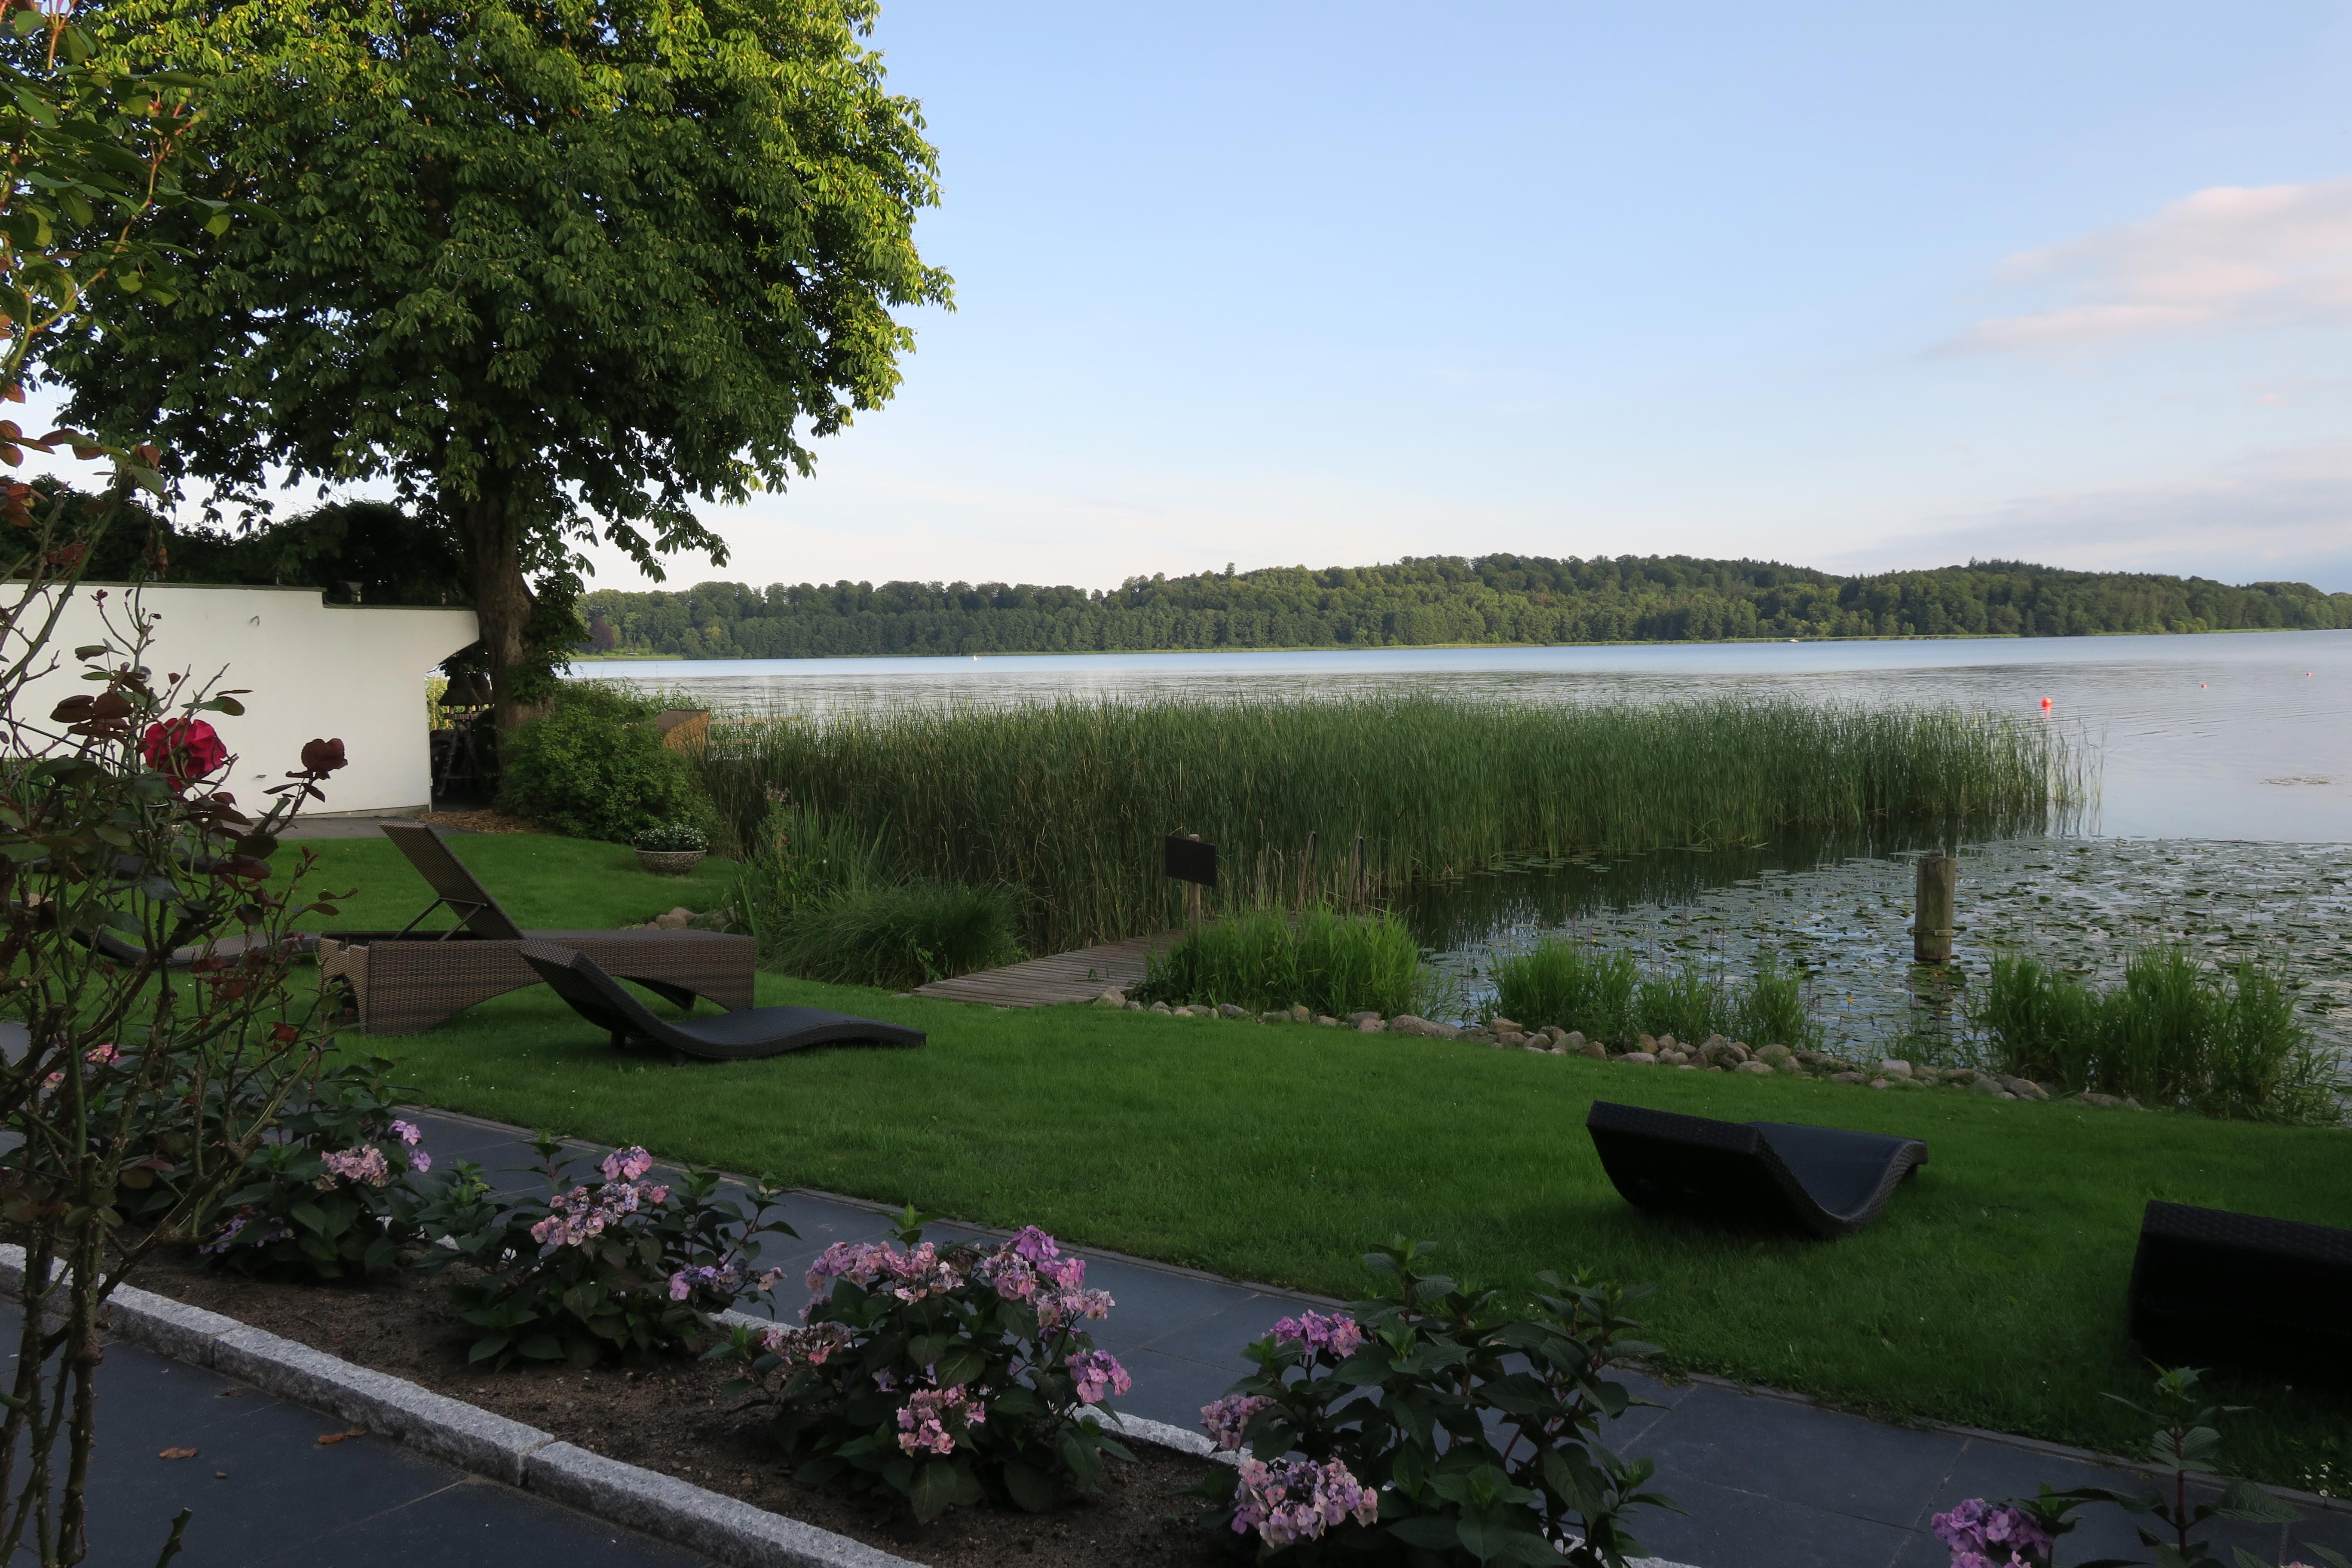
{"left": 1495, "top": 940, "right": 1819, "bottom": 1051}
{"left": 1191, "top": 1239, "right": 1676, "bottom": 1566}
{"left": 195, "top": 1056, "right": 436, "bottom": 1280}
{"left": 713, "top": 1211, "right": 1135, "bottom": 1523}
{"left": 496, "top": 686, "right": 708, "bottom": 843}
{"left": 421, "top": 1136, "right": 796, "bottom": 1368}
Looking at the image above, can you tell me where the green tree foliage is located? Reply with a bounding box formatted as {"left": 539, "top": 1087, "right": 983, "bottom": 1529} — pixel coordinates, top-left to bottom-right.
{"left": 582, "top": 554, "right": 2352, "bottom": 658}
{"left": 43, "top": 0, "right": 950, "bottom": 723}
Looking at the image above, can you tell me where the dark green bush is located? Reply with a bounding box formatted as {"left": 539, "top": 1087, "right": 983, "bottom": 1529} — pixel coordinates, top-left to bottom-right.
{"left": 497, "top": 685, "right": 707, "bottom": 843}
{"left": 767, "top": 881, "right": 1025, "bottom": 988}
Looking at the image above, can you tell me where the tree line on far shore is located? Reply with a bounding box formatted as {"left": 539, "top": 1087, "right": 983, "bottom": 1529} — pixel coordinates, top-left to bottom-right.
{"left": 579, "top": 554, "right": 2352, "bottom": 658}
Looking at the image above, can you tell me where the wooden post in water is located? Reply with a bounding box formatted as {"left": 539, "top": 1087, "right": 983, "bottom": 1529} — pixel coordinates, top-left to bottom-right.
{"left": 1914, "top": 853, "right": 1957, "bottom": 964}
{"left": 1296, "top": 831, "right": 1317, "bottom": 912}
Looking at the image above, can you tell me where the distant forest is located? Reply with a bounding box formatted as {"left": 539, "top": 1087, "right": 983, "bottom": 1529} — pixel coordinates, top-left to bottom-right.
{"left": 578, "top": 555, "right": 2352, "bottom": 659}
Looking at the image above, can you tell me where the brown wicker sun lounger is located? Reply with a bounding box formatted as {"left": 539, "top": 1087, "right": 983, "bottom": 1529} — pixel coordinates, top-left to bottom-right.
{"left": 518, "top": 942, "right": 925, "bottom": 1061}
{"left": 1585, "top": 1100, "right": 1928, "bottom": 1239}
{"left": 313, "top": 824, "right": 753, "bottom": 1034}
{"left": 2128, "top": 1200, "right": 2352, "bottom": 1363}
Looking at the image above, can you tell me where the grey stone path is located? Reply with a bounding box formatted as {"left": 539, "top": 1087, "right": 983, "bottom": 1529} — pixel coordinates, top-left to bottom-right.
{"left": 8, "top": 1303, "right": 710, "bottom": 1568}
{"left": 417, "top": 1107, "right": 2352, "bottom": 1568}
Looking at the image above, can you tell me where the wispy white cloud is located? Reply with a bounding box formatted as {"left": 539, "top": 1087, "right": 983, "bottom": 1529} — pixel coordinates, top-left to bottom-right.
{"left": 1960, "top": 180, "right": 2352, "bottom": 350}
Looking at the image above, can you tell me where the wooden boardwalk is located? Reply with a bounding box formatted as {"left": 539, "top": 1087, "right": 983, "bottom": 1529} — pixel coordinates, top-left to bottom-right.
{"left": 913, "top": 931, "right": 1177, "bottom": 1008}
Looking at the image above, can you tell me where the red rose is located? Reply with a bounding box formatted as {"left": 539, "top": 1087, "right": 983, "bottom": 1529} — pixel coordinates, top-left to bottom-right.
{"left": 300, "top": 737, "right": 348, "bottom": 775}
{"left": 141, "top": 718, "right": 229, "bottom": 791}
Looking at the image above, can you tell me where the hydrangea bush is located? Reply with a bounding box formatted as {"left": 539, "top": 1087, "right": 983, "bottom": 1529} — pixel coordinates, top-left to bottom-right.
{"left": 1192, "top": 1240, "right": 1676, "bottom": 1567}
{"left": 196, "top": 1056, "right": 435, "bottom": 1279}
{"left": 1936, "top": 1368, "right": 2348, "bottom": 1568}
{"left": 423, "top": 1136, "right": 797, "bottom": 1367}
{"left": 715, "top": 1210, "right": 1136, "bottom": 1522}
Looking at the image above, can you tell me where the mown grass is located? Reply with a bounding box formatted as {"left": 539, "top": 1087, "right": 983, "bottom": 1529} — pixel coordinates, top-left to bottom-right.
{"left": 279, "top": 833, "right": 743, "bottom": 934}
{"left": 701, "top": 694, "right": 2087, "bottom": 952}
{"left": 363, "top": 980, "right": 2352, "bottom": 1492}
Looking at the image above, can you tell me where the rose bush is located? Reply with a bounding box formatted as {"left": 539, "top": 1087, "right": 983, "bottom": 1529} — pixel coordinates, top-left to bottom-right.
{"left": 716, "top": 1210, "right": 1136, "bottom": 1522}
{"left": 1192, "top": 1240, "right": 1676, "bottom": 1567}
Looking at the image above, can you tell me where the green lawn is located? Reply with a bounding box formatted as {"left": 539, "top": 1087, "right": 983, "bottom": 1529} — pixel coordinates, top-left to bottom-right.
{"left": 283, "top": 833, "right": 742, "bottom": 933}
{"left": 357, "top": 972, "right": 2352, "bottom": 1492}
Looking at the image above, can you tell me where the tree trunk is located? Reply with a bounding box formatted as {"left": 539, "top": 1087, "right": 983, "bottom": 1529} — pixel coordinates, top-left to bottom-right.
{"left": 456, "top": 483, "right": 539, "bottom": 733}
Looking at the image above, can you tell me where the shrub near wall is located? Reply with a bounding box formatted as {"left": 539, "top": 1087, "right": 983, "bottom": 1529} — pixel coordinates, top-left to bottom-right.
{"left": 497, "top": 685, "right": 707, "bottom": 843}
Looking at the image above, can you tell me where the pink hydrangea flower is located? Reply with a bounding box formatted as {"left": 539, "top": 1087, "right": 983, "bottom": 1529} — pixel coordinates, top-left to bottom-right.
{"left": 759, "top": 1320, "right": 854, "bottom": 1369}
{"left": 1200, "top": 1393, "right": 1274, "bottom": 1452}
{"left": 601, "top": 1147, "right": 654, "bottom": 1182}
{"left": 895, "top": 1384, "right": 986, "bottom": 1457}
{"left": 1271, "top": 1311, "right": 1363, "bottom": 1359}
{"left": 1231, "top": 1456, "right": 1378, "bottom": 1547}
{"left": 319, "top": 1145, "right": 391, "bottom": 1187}
{"left": 1068, "top": 1350, "right": 1130, "bottom": 1405}
{"left": 1931, "top": 1499, "right": 2054, "bottom": 1568}
{"left": 410, "top": 1151, "right": 432, "bottom": 1174}
{"left": 389, "top": 1119, "right": 423, "bottom": 1145}
{"left": 1035, "top": 1286, "right": 1114, "bottom": 1330}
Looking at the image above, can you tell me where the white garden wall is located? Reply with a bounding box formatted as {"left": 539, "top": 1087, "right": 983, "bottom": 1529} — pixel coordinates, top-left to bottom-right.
{"left": 16, "top": 582, "right": 477, "bottom": 816}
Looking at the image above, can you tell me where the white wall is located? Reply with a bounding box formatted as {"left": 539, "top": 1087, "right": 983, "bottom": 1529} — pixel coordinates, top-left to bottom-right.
{"left": 14, "top": 583, "right": 478, "bottom": 816}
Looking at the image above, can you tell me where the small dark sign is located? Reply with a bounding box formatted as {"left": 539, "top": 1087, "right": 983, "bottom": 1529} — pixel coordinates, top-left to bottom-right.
{"left": 1163, "top": 835, "right": 1218, "bottom": 888}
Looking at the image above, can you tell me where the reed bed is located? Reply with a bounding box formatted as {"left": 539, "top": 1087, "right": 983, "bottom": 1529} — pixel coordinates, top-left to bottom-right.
{"left": 702, "top": 693, "right": 2086, "bottom": 953}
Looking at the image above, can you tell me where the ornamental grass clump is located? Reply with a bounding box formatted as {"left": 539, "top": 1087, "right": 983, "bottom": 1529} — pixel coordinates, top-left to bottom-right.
{"left": 715, "top": 1210, "right": 1136, "bottom": 1522}
{"left": 421, "top": 1137, "right": 797, "bottom": 1368}
{"left": 1975, "top": 948, "right": 2340, "bottom": 1122}
{"left": 1494, "top": 939, "right": 1820, "bottom": 1052}
{"left": 1136, "top": 906, "right": 1434, "bottom": 1019}
{"left": 1193, "top": 1239, "right": 1676, "bottom": 1567}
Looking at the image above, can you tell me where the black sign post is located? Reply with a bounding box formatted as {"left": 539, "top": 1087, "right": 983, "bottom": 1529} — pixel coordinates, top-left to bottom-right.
{"left": 1164, "top": 834, "right": 1217, "bottom": 930}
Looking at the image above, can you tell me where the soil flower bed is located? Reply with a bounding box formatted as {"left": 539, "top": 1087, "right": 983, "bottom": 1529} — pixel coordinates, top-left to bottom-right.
{"left": 125, "top": 1245, "right": 1227, "bottom": 1568}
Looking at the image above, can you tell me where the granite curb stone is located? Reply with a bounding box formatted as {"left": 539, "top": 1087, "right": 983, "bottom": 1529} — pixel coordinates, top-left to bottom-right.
{"left": 525, "top": 1442, "right": 921, "bottom": 1568}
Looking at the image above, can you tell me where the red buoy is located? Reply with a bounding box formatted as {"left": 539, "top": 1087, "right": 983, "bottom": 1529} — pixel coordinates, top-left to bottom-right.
{"left": 2040, "top": 697, "right": 2052, "bottom": 710}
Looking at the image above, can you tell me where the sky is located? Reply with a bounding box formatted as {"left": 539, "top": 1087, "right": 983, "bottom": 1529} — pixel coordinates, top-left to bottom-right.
{"left": 65, "top": 1, "right": 2352, "bottom": 595}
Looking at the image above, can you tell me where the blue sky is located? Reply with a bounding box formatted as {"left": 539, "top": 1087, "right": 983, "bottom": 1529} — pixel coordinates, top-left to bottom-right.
{"left": 589, "top": 0, "right": 2350, "bottom": 596}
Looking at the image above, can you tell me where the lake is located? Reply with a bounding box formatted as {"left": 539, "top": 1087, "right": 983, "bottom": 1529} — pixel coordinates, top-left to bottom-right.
{"left": 574, "top": 632, "right": 2352, "bottom": 1051}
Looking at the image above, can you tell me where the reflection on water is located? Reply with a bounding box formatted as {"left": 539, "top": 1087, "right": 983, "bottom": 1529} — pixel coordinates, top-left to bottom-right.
{"left": 579, "top": 630, "right": 2352, "bottom": 841}
{"left": 1414, "top": 836, "right": 2352, "bottom": 1060}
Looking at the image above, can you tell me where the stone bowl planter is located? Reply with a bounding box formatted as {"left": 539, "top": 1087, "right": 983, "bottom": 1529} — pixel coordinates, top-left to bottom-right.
{"left": 634, "top": 848, "right": 706, "bottom": 876}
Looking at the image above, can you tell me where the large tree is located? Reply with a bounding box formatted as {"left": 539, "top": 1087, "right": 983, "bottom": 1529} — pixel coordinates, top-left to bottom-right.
{"left": 45, "top": 0, "right": 950, "bottom": 725}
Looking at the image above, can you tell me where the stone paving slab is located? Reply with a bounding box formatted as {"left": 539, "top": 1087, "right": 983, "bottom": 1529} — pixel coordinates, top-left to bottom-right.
{"left": 402, "top": 1106, "right": 2352, "bottom": 1568}
{"left": 10, "top": 1308, "right": 711, "bottom": 1568}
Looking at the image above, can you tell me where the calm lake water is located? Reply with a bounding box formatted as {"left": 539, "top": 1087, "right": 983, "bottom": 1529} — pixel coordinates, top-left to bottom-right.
{"left": 579, "top": 631, "right": 2352, "bottom": 840}
{"left": 575, "top": 632, "right": 2352, "bottom": 1050}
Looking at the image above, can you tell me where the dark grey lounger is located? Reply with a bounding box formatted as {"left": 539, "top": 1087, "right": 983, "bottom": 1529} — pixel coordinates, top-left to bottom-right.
{"left": 2128, "top": 1200, "right": 2352, "bottom": 1362}
{"left": 1585, "top": 1100, "right": 1928, "bottom": 1238}
{"left": 517, "top": 941, "right": 925, "bottom": 1062}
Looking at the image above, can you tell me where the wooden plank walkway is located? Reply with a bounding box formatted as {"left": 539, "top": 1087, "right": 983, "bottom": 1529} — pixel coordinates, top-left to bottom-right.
{"left": 913, "top": 931, "right": 1177, "bottom": 1008}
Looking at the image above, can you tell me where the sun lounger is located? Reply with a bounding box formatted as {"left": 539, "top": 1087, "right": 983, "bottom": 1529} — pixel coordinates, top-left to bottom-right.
{"left": 1585, "top": 1100, "right": 1929, "bottom": 1238}
{"left": 312, "top": 823, "right": 753, "bottom": 1033}
{"left": 2128, "top": 1200, "right": 2352, "bottom": 1361}
{"left": 517, "top": 941, "right": 925, "bottom": 1061}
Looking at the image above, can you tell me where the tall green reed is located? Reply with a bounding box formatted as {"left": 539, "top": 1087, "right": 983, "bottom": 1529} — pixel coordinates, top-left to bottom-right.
{"left": 1975, "top": 947, "right": 2339, "bottom": 1122}
{"left": 1493, "top": 938, "right": 1821, "bottom": 1048}
{"left": 702, "top": 693, "right": 2084, "bottom": 953}
{"left": 1135, "top": 908, "right": 1439, "bottom": 1020}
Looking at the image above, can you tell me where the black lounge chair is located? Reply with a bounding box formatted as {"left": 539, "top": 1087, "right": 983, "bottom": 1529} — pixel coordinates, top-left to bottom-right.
{"left": 2128, "top": 1200, "right": 2352, "bottom": 1363}
{"left": 1585, "top": 1100, "right": 1928, "bottom": 1238}
{"left": 516, "top": 941, "right": 925, "bottom": 1062}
